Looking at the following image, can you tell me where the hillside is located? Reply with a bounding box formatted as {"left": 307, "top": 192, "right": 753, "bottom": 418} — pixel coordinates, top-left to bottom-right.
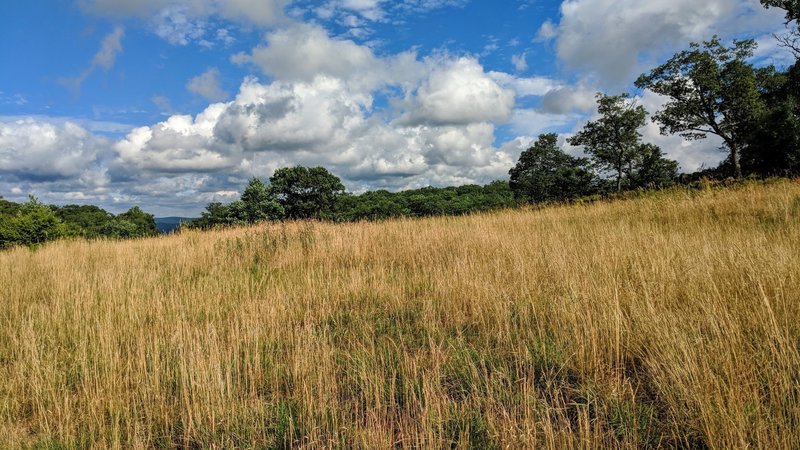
{"left": 1, "top": 180, "right": 799, "bottom": 448}
{"left": 155, "top": 217, "right": 194, "bottom": 234}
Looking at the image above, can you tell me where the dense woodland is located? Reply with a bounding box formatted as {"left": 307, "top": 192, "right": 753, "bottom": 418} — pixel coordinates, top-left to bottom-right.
{"left": 0, "top": 197, "right": 158, "bottom": 249}
{"left": 2, "top": 0, "right": 799, "bottom": 247}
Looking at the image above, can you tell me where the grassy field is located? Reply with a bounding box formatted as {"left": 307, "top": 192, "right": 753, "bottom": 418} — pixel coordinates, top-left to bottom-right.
{"left": 1, "top": 180, "right": 799, "bottom": 449}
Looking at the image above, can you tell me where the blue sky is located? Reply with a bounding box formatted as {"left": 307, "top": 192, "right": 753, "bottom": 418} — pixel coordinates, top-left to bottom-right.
{"left": 0, "top": 0, "right": 791, "bottom": 215}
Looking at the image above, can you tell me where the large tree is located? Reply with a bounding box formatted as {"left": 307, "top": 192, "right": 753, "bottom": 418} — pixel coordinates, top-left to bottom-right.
{"left": 627, "top": 143, "right": 679, "bottom": 189}
{"left": 567, "top": 94, "right": 648, "bottom": 192}
{"left": 236, "top": 178, "right": 284, "bottom": 223}
{"left": 743, "top": 65, "right": 800, "bottom": 176}
{"left": 635, "top": 38, "right": 764, "bottom": 178}
{"left": 116, "top": 206, "right": 159, "bottom": 237}
{"left": 509, "top": 133, "right": 596, "bottom": 202}
{"left": 269, "top": 166, "right": 346, "bottom": 220}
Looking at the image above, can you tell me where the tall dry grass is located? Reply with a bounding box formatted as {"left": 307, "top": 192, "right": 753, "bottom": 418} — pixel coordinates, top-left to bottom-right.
{"left": 1, "top": 180, "right": 799, "bottom": 449}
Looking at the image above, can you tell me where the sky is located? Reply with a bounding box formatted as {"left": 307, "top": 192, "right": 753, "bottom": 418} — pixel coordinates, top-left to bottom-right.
{"left": 0, "top": 0, "right": 794, "bottom": 216}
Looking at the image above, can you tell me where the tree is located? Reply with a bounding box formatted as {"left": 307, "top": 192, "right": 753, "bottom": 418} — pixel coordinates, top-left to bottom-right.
{"left": 55, "top": 205, "right": 115, "bottom": 238}
{"left": 635, "top": 38, "right": 764, "bottom": 178}
{"left": 237, "top": 178, "right": 284, "bottom": 222}
{"left": 0, "top": 196, "right": 69, "bottom": 248}
{"left": 117, "top": 206, "right": 159, "bottom": 237}
{"left": 509, "top": 133, "right": 596, "bottom": 202}
{"left": 627, "top": 144, "right": 679, "bottom": 189}
{"left": 567, "top": 94, "right": 648, "bottom": 192}
{"left": 743, "top": 64, "right": 800, "bottom": 175}
{"left": 192, "top": 202, "right": 233, "bottom": 229}
{"left": 269, "top": 166, "right": 345, "bottom": 220}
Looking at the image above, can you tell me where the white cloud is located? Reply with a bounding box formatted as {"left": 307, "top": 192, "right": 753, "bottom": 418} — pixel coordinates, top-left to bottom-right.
{"left": 152, "top": 7, "right": 206, "bottom": 45}
{"left": 0, "top": 118, "right": 110, "bottom": 181}
{"left": 509, "top": 108, "right": 581, "bottom": 137}
{"left": 512, "top": 52, "right": 528, "bottom": 72}
{"left": 59, "top": 26, "right": 124, "bottom": 93}
{"left": 187, "top": 68, "right": 229, "bottom": 102}
{"left": 113, "top": 103, "right": 234, "bottom": 174}
{"left": 80, "top": 0, "right": 289, "bottom": 26}
{"left": 79, "top": 0, "right": 288, "bottom": 46}
{"left": 234, "top": 24, "right": 381, "bottom": 85}
{"left": 399, "top": 57, "right": 515, "bottom": 126}
{"left": 214, "top": 76, "right": 365, "bottom": 152}
{"left": 539, "top": 83, "right": 598, "bottom": 114}
{"left": 536, "top": 19, "right": 558, "bottom": 42}
{"left": 488, "top": 72, "right": 561, "bottom": 97}
{"left": 549, "top": 0, "right": 786, "bottom": 86}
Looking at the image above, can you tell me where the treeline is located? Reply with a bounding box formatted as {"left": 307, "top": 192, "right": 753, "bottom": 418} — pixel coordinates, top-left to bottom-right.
{"left": 188, "top": 166, "right": 517, "bottom": 229}
{"left": 0, "top": 197, "right": 158, "bottom": 249}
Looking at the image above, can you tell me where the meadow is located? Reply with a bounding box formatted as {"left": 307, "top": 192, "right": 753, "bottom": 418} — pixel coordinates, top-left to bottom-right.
{"left": 1, "top": 180, "right": 799, "bottom": 449}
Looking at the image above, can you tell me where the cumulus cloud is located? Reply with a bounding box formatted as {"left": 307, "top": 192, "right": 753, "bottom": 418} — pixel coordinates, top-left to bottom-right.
{"left": 187, "top": 68, "right": 229, "bottom": 102}
{"left": 0, "top": 118, "right": 110, "bottom": 182}
{"left": 399, "top": 57, "right": 515, "bottom": 126}
{"left": 488, "top": 72, "right": 560, "bottom": 98}
{"left": 539, "top": 83, "right": 598, "bottom": 114}
{"left": 113, "top": 103, "right": 235, "bottom": 174}
{"left": 106, "top": 56, "right": 520, "bottom": 205}
{"left": 234, "top": 24, "right": 379, "bottom": 83}
{"left": 549, "top": 0, "right": 786, "bottom": 86}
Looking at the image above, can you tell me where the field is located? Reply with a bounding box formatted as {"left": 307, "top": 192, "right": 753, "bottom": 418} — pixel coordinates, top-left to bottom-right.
{"left": 1, "top": 180, "right": 799, "bottom": 449}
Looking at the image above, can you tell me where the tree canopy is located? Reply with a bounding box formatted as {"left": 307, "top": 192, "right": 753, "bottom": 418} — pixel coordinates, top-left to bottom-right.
{"left": 509, "top": 133, "right": 596, "bottom": 202}
{"left": 0, "top": 198, "right": 158, "bottom": 249}
{"left": 567, "top": 94, "right": 677, "bottom": 191}
{"left": 635, "top": 38, "right": 763, "bottom": 178}
{"left": 269, "top": 166, "right": 346, "bottom": 220}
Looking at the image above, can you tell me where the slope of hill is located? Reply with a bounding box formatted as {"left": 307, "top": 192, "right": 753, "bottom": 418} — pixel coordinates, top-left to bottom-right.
{"left": 1, "top": 180, "right": 799, "bottom": 448}
{"left": 154, "top": 217, "right": 194, "bottom": 234}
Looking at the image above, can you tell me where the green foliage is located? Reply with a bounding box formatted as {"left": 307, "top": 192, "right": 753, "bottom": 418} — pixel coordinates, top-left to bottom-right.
{"left": 743, "top": 64, "right": 800, "bottom": 176}
{"left": 635, "top": 37, "right": 764, "bottom": 178}
{"left": 269, "top": 166, "right": 345, "bottom": 220}
{"left": 0, "top": 197, "right": 158, "bottom": 249}
{"left": 190, "top": 178, "right": 285, "bottom": 229}
{"left": 234, "top": 178, "right": 285, "bottom": 223}
{"left": 332, "top": 182, "right": 517, "bottom": 222}
{"left": 116, "top": 206, "right": 159, "bottom": 237}
{"left": 0, "top": 197, "right": 69, "bottom": 249}
{"left": 566, "top": 94, "right": 678, "bottom": 192}
{"left": 509, "top": 133, "right": 597, "bottom": 203}
{"left": 0, "top": 197, "right": 21, "bottom": 216}
{"left": 628, "top": 144, "right": 680, "bottom": 189}
{"left": 55, "top": 205, "right": 115, "bottom": 238}
{"left": 190, "top": 168, "right": 509, "bottom": 226}
{"left": 568, "top": 94, "right": 650, "bottom": 191}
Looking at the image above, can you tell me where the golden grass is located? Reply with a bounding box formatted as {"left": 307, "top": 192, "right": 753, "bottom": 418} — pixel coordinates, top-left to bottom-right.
{"left": 1, "top": 180, "right": 800, "bottom": 449}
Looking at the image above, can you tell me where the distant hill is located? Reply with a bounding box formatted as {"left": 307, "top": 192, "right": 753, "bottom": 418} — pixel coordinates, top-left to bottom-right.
{"left": 154, "top": 217, "right": 193, "bottom": 234}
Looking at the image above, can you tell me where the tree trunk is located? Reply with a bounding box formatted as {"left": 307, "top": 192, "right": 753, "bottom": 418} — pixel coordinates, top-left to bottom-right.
{"left": 730, "top": 142, "right": 743, "bottom": 178}
{"left": 616, "top": 171, "right": 623, "bottom": 192}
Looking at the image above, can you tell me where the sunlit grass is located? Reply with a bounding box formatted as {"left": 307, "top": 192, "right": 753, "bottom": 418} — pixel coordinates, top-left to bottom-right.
{"left": 1, "top": 179, "right": 799, "bottom": 448}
